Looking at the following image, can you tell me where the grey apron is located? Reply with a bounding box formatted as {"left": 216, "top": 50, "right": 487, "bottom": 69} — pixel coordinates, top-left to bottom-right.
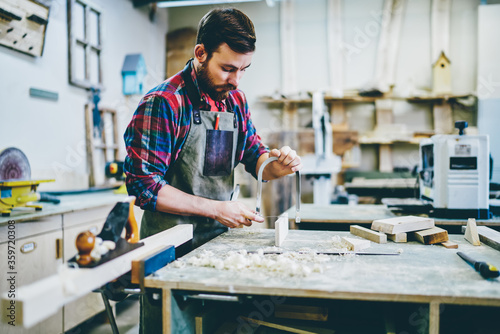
{"left": 140, "top": 62, "right": 239, "bottom": 249}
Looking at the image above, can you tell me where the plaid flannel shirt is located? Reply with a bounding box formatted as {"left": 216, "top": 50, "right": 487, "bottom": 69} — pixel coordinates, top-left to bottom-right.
{"left": 124, "top": 61, "right": 268, "bottom": 211}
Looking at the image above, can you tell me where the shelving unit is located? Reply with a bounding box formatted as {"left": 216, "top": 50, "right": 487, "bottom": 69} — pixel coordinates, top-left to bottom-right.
{"left": 258, "top": 93, "right": 475, "bottom": 173}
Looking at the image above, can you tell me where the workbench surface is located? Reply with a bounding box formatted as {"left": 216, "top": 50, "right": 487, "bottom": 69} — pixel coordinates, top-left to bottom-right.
{"left": 146, "top": 229, "right": 500, "bottom": 306}
{"left": 284, "top": 204, "right": 500, "bottom": 228}
{"left": 0, "top": 191, "right": 126, "bottom": 225}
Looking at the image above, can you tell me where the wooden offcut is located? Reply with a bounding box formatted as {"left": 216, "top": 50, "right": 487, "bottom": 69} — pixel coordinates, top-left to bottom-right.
{"left": 465, "top": 218, "right": 481, "bottom": 246}
{"left": 131, "top": 245, "right": 175, "bottom": 286}
{"left": 441, "top": 240, "right": 458, "bottom": 249}
{"left": 350, "top": 225, "right": 387, "bottom": 243}
{"left": 476, "top": 226, "right": 500, "bottom": 251}
{"left": 371, "top": 216, "right": 434, "bottom": 234}
{"left": 387, "top": 232, "right": 407, "bottom": 243}
{"left": 342, "top": 236, "right": 370, "bottom": 251}
{"left": 414, "top": 227, "right": 449, "bottom": 245}
{"left": 275, "top": 304, "right": 328, "bottom": 322}
{"left": 275, "top": 213, "right": 289, "bottom": 247}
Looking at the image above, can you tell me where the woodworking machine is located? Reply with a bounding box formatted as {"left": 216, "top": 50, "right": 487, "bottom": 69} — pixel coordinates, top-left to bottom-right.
{"left": 419, "top": 121, "right": 490, "bottom": 219}
{"left": 0, "top": 147, "right": 58, "bottom": 216}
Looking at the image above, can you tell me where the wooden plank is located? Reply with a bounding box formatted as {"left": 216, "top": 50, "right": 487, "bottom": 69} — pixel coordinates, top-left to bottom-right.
{"left": 371, "top": 216, "right": 435, "bottom": 234}
{"left": 465, "top": 218, "right": 481, "bottom": 246}
{"left": 1, "top": 225, "right": 193, "bottom": 328}
{"left": 240, "top": 316, "right": 317, "bottom": 334}
{"left": 327, "top": 0, "right": 343, "bottom": 97}
{"left": 476, "top": 226, "right": 500, "bottom": 251}
{"left": 414, "top": 227, "right": 449, "bottom": 245}
{"left": 280, "top": 0, "right": 297, "bottom": 96}
{"left": 275, "top": 213, "right": 289, "bottom": 247}
{"left": 387, "top": 232, "right": 407, "bottom": 243}
{"left": 342, "top": 236, "right": 370, "bottom": 251}
{"left": 350, "top": 225, "right": 387, "bottom": 243}
{"left": 275, "top": 304, "right": 328, "bottom": 322}
{"left": 441, "top": 240, "right": 458, "bottom": 249}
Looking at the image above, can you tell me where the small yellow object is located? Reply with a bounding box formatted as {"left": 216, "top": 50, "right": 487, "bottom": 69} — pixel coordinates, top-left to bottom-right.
{"left": 0, "top": 179, "right": 54, "bottom": 216}
{"left": 489, "top": 264, "right": 498, "bottom": 272}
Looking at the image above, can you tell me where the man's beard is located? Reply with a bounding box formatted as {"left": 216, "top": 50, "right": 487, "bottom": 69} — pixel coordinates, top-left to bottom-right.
{"left": 197, "top": 62, "right": 236, "bottom": 102}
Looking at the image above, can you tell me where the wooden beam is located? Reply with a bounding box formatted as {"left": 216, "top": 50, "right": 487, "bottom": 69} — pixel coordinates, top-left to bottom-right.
{"left": 414, "top": 227, "right": 448, "bottom": 245}
{"left": 342, "top": 237, "right": 370, "bottom": 251}
{"left": 387, "top": 232, "right": 407, "bottom": 243}
{"left": 350, "top": 225, "right": 387, "bottom": 243}
{"left": 371, "top": 216, "right": 434, "bottom": 234}
{"left": 441, "top": 240, "right": 458, "bottom": 249}
{"left": 280, "top": 0, "right": 297, "bottom": 96}
{"left": 476, "top": 226, "right": 500, "bottom": 251}
{"left": 327, "top": 0, "right": 343, "bottom": 97}
{"left": 1, "top": 225, "right": 193, "bottom": 328}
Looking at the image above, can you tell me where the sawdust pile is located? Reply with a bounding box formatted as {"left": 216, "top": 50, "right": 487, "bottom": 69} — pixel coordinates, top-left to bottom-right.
{"left": 170, "top": 235, "right": 355, "bottom": 278}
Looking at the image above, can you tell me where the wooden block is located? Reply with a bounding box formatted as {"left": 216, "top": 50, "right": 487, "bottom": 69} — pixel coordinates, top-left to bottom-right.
{"left": 342, "top": 237, "right": 370, "bottom": 251}
{"left": 476, "top": 226, "right": 500, "bottom": 251}
{"left": 350, "top": 225, "right": 387, "bottom": 244}
{"left": 131, "top": 245, "right": 175, "bottom": 285}
{"left": 464, "top": 218, "right": 481, "bottom": 246}
{"left": 371, "top": 216, "right": 434, "bottom": 234}
{"left": 414, "top": 227, "right": 448, "bottom": 245}
{"left": 387, "top": 232, "right": 407, "bottom": 243}
{"left": 441, "top": 241, "right": 458, "bottom": 249}
{"left": 275, "top": 213, "right": 289, "bottom": 247}
{"left": 275, "top": 304, "right": 328, "bottom": 322}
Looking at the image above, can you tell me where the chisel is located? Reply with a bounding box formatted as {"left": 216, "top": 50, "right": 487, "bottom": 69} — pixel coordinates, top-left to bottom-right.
{"left": 457, "top": 251, "right": 499, "bottom": 279}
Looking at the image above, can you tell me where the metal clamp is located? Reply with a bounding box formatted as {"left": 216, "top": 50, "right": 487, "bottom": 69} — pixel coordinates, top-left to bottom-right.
{"left": 255, "top": 156, "right": 301, "bottom": 224}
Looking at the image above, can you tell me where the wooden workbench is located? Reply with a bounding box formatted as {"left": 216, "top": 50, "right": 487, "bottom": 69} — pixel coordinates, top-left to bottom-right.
{"left": 145, "top": 229, "right": 500, "bottom": 334}
{"left": 284, "top": 204, "right": 500, "bottom": 232}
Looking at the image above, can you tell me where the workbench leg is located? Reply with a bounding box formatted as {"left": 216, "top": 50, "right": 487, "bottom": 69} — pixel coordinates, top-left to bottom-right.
{"left": 162, "top": 289, "right": 172, "bottom": 334}
{"left": 429, "top": 301, "right": 440, "bottom": 334}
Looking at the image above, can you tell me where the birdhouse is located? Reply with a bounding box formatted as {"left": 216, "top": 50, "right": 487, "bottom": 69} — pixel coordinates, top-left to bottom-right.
{"left": 121, "top": 54, "right": 147, "bottom": 95}
{"left": 432, "top": 51, "right": 452, "bottom": 95}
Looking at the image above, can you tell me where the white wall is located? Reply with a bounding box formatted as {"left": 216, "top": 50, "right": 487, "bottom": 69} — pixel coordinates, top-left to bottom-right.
{"left": 168, "top": 0, "right": 481, "bottom": 171}
{"left": 0, "top": 0, "right": 168, "bottom": 190}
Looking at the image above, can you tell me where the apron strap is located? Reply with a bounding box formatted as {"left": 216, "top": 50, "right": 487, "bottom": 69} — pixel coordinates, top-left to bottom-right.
{"left": 182, "top": 59, "right": 202, "bottom": 124}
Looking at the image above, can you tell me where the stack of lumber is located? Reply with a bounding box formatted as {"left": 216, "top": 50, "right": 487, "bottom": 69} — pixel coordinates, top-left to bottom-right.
{"left": 349, "top": 216, "right": 457, "bottom": 248}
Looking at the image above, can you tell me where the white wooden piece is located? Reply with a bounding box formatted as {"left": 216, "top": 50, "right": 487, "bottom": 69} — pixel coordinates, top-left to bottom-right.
{"left": 431, "top": 0, "right": 451, "bottom": 65}
{"left": 350, "top": 225, "right": 387, "bottom": 244}
{"left": 476, "top": 226, "right": 500, "bottom": 251}
{"left": 341, "top": 237, "right": 370, "bottom": 251}
{"left": 1, "top": 224, "right": 193, "bottom": 328}
{"left": 327, "top": 0, "right": 343, "bottom": 97}
{"left": 464, "top": 218, "right": 481, "bottom": 246}
{"left": 387, "top": 232, "right": 407, "bottom": 243}
{"left": 275, "top": 213, "right": 289, "bottom": 247}
{"left": 371, "top": 216, "right": 434, "bottom": 234}
{"left": 373, "top": 0, "right": 406, "bottom": 91}
{"left": 280, "top": 0, "right": 297, "bottom": 96}
{"left": 441, "top": 241, "right": 458, "bottom": 249}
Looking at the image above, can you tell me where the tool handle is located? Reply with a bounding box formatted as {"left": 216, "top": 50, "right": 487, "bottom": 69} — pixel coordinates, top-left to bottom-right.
{"left": 39, "top": 193, "right": 61, "bottom": 204}
{"left": 475, "top": 262, "right": 500, "bottom": 279}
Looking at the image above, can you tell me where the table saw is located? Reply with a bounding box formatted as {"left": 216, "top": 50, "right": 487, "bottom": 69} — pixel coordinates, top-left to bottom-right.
{"left": 144, "top": 228, "right": 500, "bottom": 334}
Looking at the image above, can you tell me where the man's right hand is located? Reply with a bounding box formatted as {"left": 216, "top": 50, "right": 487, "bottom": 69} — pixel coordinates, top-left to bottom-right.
{"left": 213, "top": 201, "right": 265, "bottom": 228}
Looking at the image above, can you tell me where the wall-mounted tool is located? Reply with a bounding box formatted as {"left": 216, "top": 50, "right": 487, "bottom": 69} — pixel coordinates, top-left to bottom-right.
{"left": 419, "top": 121, "right": 490, "bottom": 219}
{"left": 0, "top": 147, "right": 58, "bottom": 216}
{"left": 256, "top": 156, "right": 301, "bottom": 224}
{"left": 457, "top": 251, "right": 499, "bottom": 279}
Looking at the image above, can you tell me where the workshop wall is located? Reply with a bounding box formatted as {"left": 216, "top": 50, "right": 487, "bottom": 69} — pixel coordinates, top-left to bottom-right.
{"left": 0, "top": 0, "right": 168, "bottom": 190}
{"left": 168, "top": 0, "right": 481, "bottom": 172}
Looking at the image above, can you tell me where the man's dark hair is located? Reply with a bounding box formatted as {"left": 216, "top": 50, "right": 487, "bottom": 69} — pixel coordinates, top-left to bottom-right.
{"left": 196, "top": 8, "right": 256, "bottom": 57}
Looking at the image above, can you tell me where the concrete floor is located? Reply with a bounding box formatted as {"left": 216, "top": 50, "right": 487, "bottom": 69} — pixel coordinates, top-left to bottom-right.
{"left": 65, "top": 295, "right": 140, "bottom": 334}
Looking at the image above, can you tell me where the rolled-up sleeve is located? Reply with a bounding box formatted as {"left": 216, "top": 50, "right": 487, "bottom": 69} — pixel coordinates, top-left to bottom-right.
{"left": 124, "top": 95, "right": 178, "bottom": 211}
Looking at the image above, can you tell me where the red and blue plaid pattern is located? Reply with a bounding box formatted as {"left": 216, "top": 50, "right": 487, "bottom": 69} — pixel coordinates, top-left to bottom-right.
{"left": 124, "top": 62, "right": 268, "bottom": 211}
